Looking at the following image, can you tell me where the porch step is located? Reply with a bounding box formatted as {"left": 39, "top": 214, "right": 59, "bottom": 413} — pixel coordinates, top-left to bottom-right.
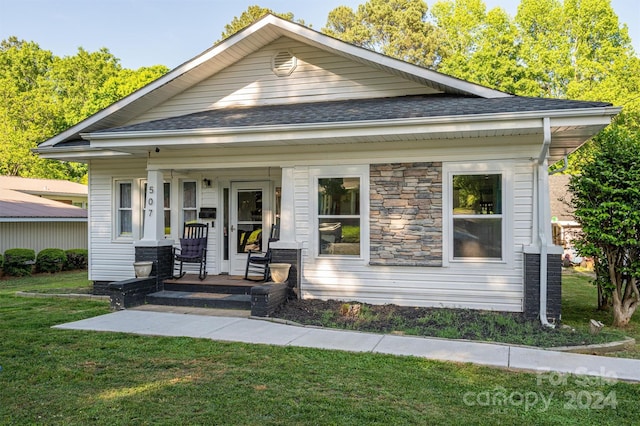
{"left": 163, "top": 282, "right": 253, "bottom": 295}
{"left": 145, "top": 290, "right": 251, "bottom": 310}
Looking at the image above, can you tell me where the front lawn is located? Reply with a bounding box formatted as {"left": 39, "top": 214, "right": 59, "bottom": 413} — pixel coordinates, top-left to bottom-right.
{"left": 561, "top": 268, "right": 640, "bottom": 358}
{"left": 1, "top": 272, "right": 639, "bottom": 424}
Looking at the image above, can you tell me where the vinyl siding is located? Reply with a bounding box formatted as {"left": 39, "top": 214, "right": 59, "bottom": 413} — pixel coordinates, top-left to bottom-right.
{"left": 296, "top": 159, "right": 535, "bottom": 312}
{"left": 87, "top": 159, "right": 280, "bottom": 281}
{"left": 87, "top": 142, "right": 536, "bottom": 311}
{"left": 0, "top": 222, "right": 87, "bottom": 253}
{"left": 88, "top": 159, "right": 146, "bottom": 281}
{"left": 130, "top": 37, "right": 439, "bottom": 125}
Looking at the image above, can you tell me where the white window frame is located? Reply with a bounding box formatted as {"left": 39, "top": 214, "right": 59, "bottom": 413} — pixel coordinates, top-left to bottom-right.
{"left": 443, "top": 162, "right": 513, "bottom": 266}
{"left": 309, "top": 165, "right": 369, "bottom": 262}
{"left": 114, "top": 179, "right": 136, "bottom": 241}
{"left": 181, "top": 180, "right": 198, "bottom": 226}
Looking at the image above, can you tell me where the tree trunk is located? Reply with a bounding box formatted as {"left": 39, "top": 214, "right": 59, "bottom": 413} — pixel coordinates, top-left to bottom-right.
{"left": 597, "top": 282, "right": 611, "bottom": 311}
{"left": 610, "top": 278, "right": 639, "bottom": 328}
{"left": 612, "top": 302, "right": 635, "bottom": 327}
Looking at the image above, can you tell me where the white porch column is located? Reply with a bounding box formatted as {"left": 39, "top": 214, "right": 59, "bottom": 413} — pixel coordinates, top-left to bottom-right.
{"left": 139, "top": 169, "right": 172, "bottom": 245}
{"left": 272, "top": 166, "right": 301, "bottom": 249}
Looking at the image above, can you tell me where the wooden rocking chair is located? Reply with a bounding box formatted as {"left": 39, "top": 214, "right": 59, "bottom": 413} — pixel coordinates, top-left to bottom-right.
{"left": 244, "top": 224, "right": 279, "bottom": 282}
{"left": 173, "top": 222, "right": 208, "bottom": 280}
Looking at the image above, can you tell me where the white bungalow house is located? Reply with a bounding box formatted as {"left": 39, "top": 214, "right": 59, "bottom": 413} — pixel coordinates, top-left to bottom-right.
{"left": 35, "top": 15, "right": 619, "bottom": 322}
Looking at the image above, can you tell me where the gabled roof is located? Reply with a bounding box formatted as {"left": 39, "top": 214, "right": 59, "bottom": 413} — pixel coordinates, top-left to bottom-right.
{"left": 37, "top": 14, "right": 510, "bottom": 150}
{"left": 0, "top": 188, "right": 87, "bottom": 222}
{"left": 0, "top": 176, "right": 87, "bottom": 197}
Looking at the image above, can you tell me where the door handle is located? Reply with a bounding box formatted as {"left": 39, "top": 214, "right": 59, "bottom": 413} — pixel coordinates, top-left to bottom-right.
{"left": 231, "top": 225, "right": 235, "bottom": 232}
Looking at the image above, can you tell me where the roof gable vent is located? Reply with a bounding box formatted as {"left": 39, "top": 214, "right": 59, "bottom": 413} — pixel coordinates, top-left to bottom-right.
{"left": 272, "top": 51, "right": 297, "bottom": 77}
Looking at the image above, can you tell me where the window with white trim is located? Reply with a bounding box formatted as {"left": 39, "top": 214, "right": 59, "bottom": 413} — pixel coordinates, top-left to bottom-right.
{"left": 116, "top": 180, "right": 133, "bottom": 238}
{"left": 182, "top": 181, "right": 197, "bottom": 224}
{"left": 317, "top": 177, "right": 361, "bottom": 256}
{"left": 451, "top": 173, "right": 503, "bottom": 260}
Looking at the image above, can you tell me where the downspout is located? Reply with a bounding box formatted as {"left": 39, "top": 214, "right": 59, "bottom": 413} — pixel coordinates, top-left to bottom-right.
{"left": 537, "top": 117, "right": 555, "bottom": 328}
{"left": 549, "top": 156, "right": 569, "bottom": 175}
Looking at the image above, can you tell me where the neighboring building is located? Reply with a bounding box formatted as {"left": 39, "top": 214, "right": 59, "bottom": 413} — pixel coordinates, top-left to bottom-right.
{"left": 549, "top": 174, "right": 580, "bottom": 248}
{"left": 0, "top": 175, "right": 88, "bottom": 208}
{"left": 0, "top": 177, "right": 88, "bottom": 253}
{"left": 549, "top": 174, "right": 589, "bottom": 267}
{"left": 35, "top": 15, "right": 619, "bottom": 321}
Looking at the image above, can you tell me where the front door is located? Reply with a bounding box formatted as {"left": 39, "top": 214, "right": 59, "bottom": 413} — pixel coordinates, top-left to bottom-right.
{"left": 229, "top": 181, "right": 271, "bottom": 275}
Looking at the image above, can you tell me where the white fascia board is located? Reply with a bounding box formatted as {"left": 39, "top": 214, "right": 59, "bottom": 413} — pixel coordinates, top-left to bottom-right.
{"left": 84, "top": 106, "right": 620, "bottom": 149}
{"left": 35, "top": 148, "right": 133, "bottom": 161}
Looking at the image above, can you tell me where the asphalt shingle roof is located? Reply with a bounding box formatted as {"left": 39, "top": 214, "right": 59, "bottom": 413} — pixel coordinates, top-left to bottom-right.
{"left": 98, "top": 94, "right": 612, "bottom": 134}
{"left": 0, "top": 189, "right": 87, "bottom": 219}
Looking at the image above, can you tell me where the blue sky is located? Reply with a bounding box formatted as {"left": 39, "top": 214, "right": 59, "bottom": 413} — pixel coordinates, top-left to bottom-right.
{"left": 1, "top": 0, "right": 638, "bottom": 70}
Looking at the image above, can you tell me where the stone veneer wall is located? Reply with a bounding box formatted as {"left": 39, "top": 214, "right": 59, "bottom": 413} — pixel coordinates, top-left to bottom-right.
{"left": 370, "top": 162, "right": 442, "bottom": 266}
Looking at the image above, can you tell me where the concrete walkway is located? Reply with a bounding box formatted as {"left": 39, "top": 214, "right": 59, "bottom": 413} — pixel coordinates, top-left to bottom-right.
{"left": 53, "top": 309, "right": 640, "bottom": 383}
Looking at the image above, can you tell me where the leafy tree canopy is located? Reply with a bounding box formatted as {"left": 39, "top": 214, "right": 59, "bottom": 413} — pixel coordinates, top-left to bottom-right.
{"left": 0, "top": 37, "right": 168, "bottom": 180}
{"left": 569, "top": 126, "right": 640, "bottom": 326}
{"left": 323, "top": 0, "right": 445, "bottom": 68}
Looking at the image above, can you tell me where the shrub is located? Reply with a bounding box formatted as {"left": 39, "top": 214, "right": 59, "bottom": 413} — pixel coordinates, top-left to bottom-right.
{"left": 36, "top": 248, "right": 67, "bottom": 273}
{"left": 3, "top": 248, "right": 36, "bottom": 277}
{"left": 65, "top": 249, "right": 89, "bottom": 270}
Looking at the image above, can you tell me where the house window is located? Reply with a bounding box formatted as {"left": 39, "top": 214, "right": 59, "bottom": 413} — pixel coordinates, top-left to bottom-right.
{"left": 451, "top": 174, "right": 502, "bottom": 260}
{"left": 318, "top": 177, "right": 361, "bottom": 256}
{"left": 182, "top": 181, "right": 197, "bottom": 224}
{"left": 116, "top": 181, "right": 133, "bottom": 238}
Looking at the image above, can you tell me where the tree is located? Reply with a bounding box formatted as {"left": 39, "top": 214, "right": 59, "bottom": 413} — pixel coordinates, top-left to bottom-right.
{"left": 323, "top": 0, "right": 444, "bottom": 68}
{"left": 219, "top": 5, "right": 302, "bottom": 40}
{"left": 0, "top": 38, "right": 167, "bottom": 180}
{"left": 432, "top": 0, "right": 529, "bottom": 94}
{"left": 569, "top": 127, "right": 640, "bottom": 327}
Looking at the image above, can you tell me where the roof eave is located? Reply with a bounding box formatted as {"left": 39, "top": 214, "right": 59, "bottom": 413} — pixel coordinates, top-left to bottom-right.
{"left": 83, "top": 106, "right": 620, "bottom": 144}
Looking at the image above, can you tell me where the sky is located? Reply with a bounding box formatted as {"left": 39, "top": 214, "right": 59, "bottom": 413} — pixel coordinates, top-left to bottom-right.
{"left": 1, "top": 0, "right": 638, "bottom": 70}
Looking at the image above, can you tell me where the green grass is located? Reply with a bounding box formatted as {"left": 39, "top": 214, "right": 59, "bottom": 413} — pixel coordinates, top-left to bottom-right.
{"left": 0, "top": 271, "right": 639, "bottom": 424}
{"left": 561, "top": 268, "right": 640, "bottom": 358}
{"left": 0, "top": 270, "right": 93, "bottom": 295}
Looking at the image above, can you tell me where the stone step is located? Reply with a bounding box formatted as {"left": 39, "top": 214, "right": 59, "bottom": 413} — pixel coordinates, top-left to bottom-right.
{"left": 145, "top": 290, "right": 251, "bottom": 310}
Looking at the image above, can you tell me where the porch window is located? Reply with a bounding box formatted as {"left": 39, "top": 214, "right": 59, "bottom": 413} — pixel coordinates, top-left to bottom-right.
{"left": 182, "top": 181, "right": 197, "bottom": 224}
{"left": 318, "top": 177, "right": 361, "bottom": 256}
{"left": 451, "top": 174, "right": 502, "bottom": 260}
{"left": 116, "top": 181, "right": 132, "bottom": 237}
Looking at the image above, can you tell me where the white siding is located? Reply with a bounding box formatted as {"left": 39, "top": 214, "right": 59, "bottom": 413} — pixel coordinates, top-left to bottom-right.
{"left": 88, "top": 159, "right": 147, "bottom": 282}
{"left": 295, "top": 159, "right": 535, "bottom": 313}
{"left": 88, "top": 159, "right": 279, "bottom": 281}
{"left": 130, "top": 37, "right": 439, "bottom": 125}
{"left": 0, "top": 222, "right": 87, "bottom": 253}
